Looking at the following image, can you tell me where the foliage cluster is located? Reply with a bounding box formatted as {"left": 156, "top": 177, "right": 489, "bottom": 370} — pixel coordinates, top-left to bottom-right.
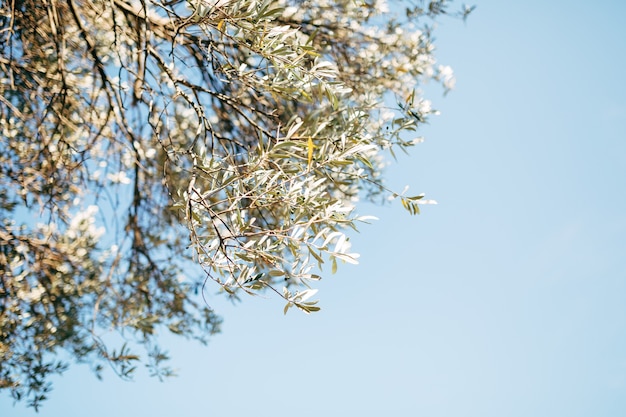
{"left": 0, "top": 0, "right": 470, "bottom": 408}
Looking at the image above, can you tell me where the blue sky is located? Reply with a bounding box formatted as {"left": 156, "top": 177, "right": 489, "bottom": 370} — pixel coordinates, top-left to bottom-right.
{"left": 3, "top": 0, "right": 626, "bottom": 416}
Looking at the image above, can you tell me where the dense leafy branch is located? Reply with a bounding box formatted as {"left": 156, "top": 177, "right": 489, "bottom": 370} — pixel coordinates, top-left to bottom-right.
{"left": 0, "top": 0, "right": 470, "bottom": 409}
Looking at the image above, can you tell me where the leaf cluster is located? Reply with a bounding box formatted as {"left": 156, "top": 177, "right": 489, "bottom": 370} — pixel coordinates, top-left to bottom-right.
{"left": 0, "top": 0, "right": 471, "bottom": 408}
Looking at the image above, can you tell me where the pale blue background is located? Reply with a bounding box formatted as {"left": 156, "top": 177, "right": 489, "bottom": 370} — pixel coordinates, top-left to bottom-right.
{"left": 3, "top": 0, "right": 625, "bottom": 415}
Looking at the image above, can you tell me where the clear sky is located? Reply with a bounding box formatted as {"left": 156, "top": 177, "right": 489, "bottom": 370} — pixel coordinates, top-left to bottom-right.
{"left": 3, "top": 0, "right": 626, "bottom": 416}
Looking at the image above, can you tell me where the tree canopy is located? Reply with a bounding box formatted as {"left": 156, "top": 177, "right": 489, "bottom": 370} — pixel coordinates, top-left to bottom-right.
{"left": 0, "top": 0, "right": 471, "bottom": 409}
